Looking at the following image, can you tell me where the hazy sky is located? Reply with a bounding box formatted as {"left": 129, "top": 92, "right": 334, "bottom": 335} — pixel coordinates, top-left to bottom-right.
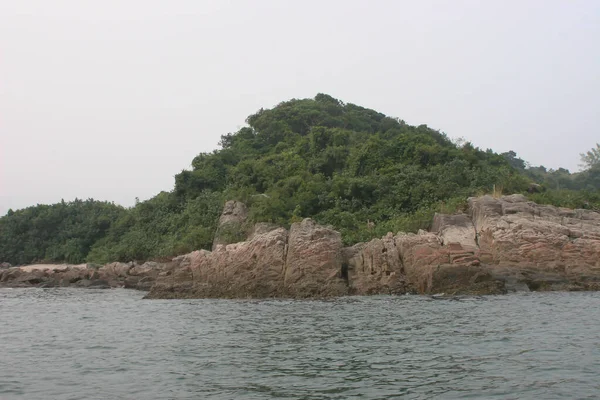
{"left": 1, "top": 0, "right": 599, "bottom": 215}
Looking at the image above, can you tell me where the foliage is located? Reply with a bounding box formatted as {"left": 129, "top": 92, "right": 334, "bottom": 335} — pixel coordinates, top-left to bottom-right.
{"left": 499, "top": 146, "right": 600, "bottom": 192}
{"left": 526, "top": 189, "right": 600, "bottom": 210}
{"left": 215, "top": 221, "right": 252, "bottom": 246}
{"left": 1, "top": 94, "right": 598, "bottom": 265}
{"left": 580, "top": 143, "right": 600, "bottom": 170}
{"left": 86, "top": 190, "right": 223, "bottom": 263}
{"left": 0, "top": 199, "right": 125, "bottom": 265}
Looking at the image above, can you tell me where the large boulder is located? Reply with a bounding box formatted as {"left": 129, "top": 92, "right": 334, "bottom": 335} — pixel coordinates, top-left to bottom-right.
{"left": 129, "top": 261, "right": 162, "bottom": 279}
{"left": 144, "top": 254, "right": 197, "bottom": 298}
{"left": 200, "top": 227, "right": 289, "bottom": 298}
{"left": 431, "top": 213, "right": 477, "bottom": 251}
{"left": 59, "top": 267, "right": 89, "bottom": 286}
{"left": 345, "top": 233, "right": 405, "bottom": 295}
{"left": 394, "top": 231, "right": 446, "bottom": 293}
{"left": 99, "top": 262, "right": 133, "bottom": 280}
{"left": 146, "top": 228, "right": 289, "bottom": 299}
{"left": 284, "top": 219, "right": 347, "bottom": 297}
{"left": 469, "top": 195, "right": 600, "bottom": 268}
{"left": 0, "top": 267, "right": 21, "bottom": 283}
{"left": 147, "top": 218, "right": 347, "bottom": 299}
{"left": 468, "top": 195, "right": 600, "bottom": 291}
{"left": 392, "top": 228, "right": 498, "bottom": 295}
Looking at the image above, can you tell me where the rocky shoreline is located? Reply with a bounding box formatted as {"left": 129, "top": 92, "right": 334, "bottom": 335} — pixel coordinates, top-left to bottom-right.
{"left": 2, "top": 194, "right": 600, "bottom": 298}
{"left": 0, "top": 261, "right": 165, "bottom": 291}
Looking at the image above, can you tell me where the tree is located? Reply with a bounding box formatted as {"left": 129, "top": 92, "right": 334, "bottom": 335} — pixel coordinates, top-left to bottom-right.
{"left": 501, "top": 150, "right": 527, "bottom": 170}
{"left": 2, "top": 94, "right": 598, "bottom": 263}
{"left": 580, "top": 143, "right": 600, "bottom": 170}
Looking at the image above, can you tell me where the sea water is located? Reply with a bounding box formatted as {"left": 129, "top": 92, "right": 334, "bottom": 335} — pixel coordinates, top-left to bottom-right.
{"left": 1, "top": 288, "right": 599, "bottom": 399}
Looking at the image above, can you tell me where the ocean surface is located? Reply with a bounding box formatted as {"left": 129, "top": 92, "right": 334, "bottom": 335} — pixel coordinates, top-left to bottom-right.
{"left": 1, "top": 289, "right": 599, "bottom": 400}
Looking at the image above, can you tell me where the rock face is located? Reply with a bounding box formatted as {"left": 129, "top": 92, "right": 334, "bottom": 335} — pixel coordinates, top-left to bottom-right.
{"left": 145, "top": 220, "right": 348, "bottom": 299}
{"left": 345, "top": 233, "right": 406, "bottom": 295}
{"left": 469, "top": 194, "right": 600, "bottom": 291}
{"left": 146, "top": 195, "right": 600, "bottom": 298}
{"left": 147, "top": 228, "right": 290, "bottom": 298}
{"left": 284, "top": 219, "right": 346, "bottom": 297}
{"left": 431, "top": 213, "right": 477, "bottom": 251}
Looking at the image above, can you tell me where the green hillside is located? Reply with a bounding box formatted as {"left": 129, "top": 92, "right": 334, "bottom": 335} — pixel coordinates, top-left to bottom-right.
{"left": 1, "top": 94, "right": 599, "bottom": 265}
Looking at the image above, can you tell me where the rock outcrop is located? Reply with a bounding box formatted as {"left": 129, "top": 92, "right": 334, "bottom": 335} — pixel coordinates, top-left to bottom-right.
{"left": 345, "top": 233, "right": 406, "bottom": 295}
{"left": 146, "top": 195, "right": 600, "bottom": 298}
{"left": 4, "top": 195, "right": 600, "bottom": 297}
{"left": 144, "top": 220, "right": 348, "bottom": 299}
{"left": 0, "top": 261, "right": 165, "bottom": 290}
{"left": 469, "top": 194, "right": 600, "bottom": 291}
{"left": 147, "top": 227, "right": 289, "bottom": 298}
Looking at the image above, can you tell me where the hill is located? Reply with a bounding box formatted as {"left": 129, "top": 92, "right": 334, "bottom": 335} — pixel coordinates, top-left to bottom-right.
{"left": 1, "top": 94, "right": 599, "bottom": 265}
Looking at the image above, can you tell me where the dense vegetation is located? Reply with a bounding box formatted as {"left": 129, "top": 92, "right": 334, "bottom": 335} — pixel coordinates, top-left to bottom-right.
{"left": 500, "top": 149, "right": 600, "bottom": 208}
{"left": 1, "top": 94, "right": 599, "bottom": 265}
{"left": 0, "top": 200, "right": 126, "bottom": 265}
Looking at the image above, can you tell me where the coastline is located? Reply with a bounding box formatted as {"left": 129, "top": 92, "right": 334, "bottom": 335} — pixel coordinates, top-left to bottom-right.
{"left": 2, "top": 194, "right": 600, "bottom": 298}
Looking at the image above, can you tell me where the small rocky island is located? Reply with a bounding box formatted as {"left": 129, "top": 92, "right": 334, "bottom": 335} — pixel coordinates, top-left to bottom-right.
{"left": 2, "top": 194, "right": 599, "bottom": 298}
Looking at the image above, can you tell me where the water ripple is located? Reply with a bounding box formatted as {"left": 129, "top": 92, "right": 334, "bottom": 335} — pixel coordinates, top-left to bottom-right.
{"left": 1, "top": 289, "right": 600, "bottom": 399}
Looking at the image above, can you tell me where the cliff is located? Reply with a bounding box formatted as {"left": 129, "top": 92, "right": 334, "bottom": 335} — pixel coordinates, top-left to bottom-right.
{"left": 3, "top": 195, "right": 600, "bottom": 297}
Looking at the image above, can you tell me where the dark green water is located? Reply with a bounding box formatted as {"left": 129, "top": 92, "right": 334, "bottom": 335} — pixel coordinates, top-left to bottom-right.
{"left": 1, "top": 288, "right": 599, "bottom": 399}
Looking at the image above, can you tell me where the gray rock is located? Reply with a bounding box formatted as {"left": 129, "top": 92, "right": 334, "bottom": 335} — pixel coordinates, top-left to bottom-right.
{"left": 89, "top": 279, "right": 111, "bottom": 287}
{"left": 431, "top": 213, "right": 477, "bottom": 250}
{"left": 135, "top": 276, "right": 155, "bottom": 291}
{"left": 503, "top": 278, "right": 531, "bottom": 293}
{"left": 123, "top": 276, "right": 141, "bottom": 289}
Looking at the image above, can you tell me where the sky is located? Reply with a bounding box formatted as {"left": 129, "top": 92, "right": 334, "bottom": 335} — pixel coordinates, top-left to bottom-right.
{"left": 1, "top": 0, "right": 599, "bottom": 215}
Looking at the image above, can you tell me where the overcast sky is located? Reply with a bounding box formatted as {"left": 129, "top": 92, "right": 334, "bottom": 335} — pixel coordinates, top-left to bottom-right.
{"left": 1, "top": 0, "right": 599, "bottom": 215}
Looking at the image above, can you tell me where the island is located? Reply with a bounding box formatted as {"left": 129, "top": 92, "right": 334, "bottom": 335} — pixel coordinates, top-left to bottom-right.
{"left": 2, "top": 194, "right": 599, "bottom": 297}
{"left": 1, "top": 94, "right": 599, "bottom": 297}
